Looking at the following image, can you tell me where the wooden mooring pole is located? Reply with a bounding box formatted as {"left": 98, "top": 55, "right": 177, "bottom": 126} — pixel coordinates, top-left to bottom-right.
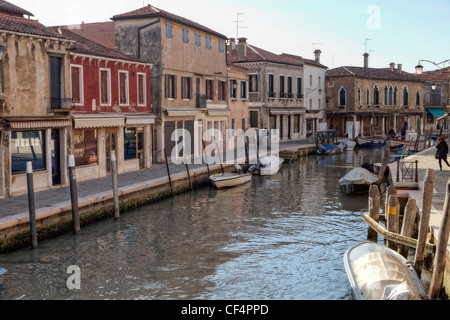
{"left": 68, "top": 155, "right": 81, "bottom": 235}
{"left": 429, "top": 179, "right": 450, "bottom": 300}
{"left": 386, "top": 194, "right": 400, "bottom": 251}
{"left": 164, "top": 149, "right": 174, "bottom": 197}
{"left": 399, "top": 198, "right": 417, "bottom": 258}
{"left": 111, "top": 151, "right": 120, "bottom": 221}
{"left": 368, "top": 185, "right": 381, "bottom": 242}
{"left": 26, "top": 162, "right": 38, "bottom": 249}
{"left": 414, "top": 169, "right": 435, "bottom": 277}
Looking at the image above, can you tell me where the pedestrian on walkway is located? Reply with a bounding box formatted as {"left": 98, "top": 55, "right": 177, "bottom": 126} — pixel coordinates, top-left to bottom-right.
{"left": 401, "top": 122, "right": 407, "bottom": 140}
{"left": 436, "top": 136, "right": 450, "bottom": 171}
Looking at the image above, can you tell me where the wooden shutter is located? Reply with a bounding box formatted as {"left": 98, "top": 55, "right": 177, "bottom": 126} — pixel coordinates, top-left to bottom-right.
{"left": 71, "top": 67, "right": 81, "bottom": 104}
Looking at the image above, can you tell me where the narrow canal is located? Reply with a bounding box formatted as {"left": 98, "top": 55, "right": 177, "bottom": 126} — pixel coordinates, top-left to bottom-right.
{"left": 0, "top": 148, "right": 385, "bottom": 300}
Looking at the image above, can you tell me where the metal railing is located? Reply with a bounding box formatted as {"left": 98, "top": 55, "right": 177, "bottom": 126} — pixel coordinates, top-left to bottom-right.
{"left": 396, "top": 160, "right": 419, "bottom": 183}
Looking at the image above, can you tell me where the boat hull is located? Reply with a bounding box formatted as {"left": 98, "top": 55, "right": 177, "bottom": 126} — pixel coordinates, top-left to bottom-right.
{"left": 344, "top": 242, "right": 426, "bottom": 300}
{"left": 210, "top": 173, "right": 252, "bottom": 189}
{"left": 339, "top": 168, "right": 378, "bottom": 194}
{"left": 259, "top": 156, "right": 284, "bottom": 176}
{"left": 355, "top": 136, "right": 385, "bottom": 147}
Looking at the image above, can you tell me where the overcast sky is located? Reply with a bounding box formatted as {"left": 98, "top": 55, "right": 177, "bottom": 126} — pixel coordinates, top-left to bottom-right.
{"left": 10, "top": 0, "right": 450, "bottom": 73}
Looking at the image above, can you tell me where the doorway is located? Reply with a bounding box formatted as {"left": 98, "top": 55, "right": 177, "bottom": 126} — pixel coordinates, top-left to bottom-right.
{"left": 106, "top": 129, "right": 116, "bottom": 174}
{"left": 51, "top": 129, "right": 62, "bottom": 185}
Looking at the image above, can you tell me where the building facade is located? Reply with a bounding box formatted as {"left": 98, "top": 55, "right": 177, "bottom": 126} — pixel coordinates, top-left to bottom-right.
{"left": 111, "top": 5, "right": 230, "bottom": 163}
{"left": 60, "top": 27, "right": 155, "bottom": 182}
{"left": 228, "top": 38, "right": 307, "bottom": 141}
{"left": 0, "top": 2, "right": 73, "bottom": 197}
{"left": 326, "top": 54, "right": 425, "bottom": 139}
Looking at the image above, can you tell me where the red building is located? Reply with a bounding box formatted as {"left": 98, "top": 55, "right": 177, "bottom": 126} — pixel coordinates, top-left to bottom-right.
{"left": 59, "top": 27, "right": 155, "bottom": 181}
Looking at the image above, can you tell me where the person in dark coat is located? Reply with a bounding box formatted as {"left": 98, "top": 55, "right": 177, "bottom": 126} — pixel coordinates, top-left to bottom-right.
{"left": 401, "top": 122, "right": 407, "bottom": 140}
{"left": 436, "top": 136, "right": 450, "bottom": 171}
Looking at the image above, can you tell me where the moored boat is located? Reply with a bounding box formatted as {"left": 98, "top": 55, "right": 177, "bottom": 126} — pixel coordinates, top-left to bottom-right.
{"left": 209, "top": 173, "right": 252, "bottom": 189}
{"left": 355, "top": 136, "right": 385, "bottom": 147}
{"left": 344, "top": 241, "right": 427, "bottom": 300}
{"left": 0, "top": 268, "right": 7, "bottom": 285}
{"left": 338, "top": 167, "right": 378, "bottom": 194}
{"left": 317, "top": 144, "right": 343, "bottom": 155}
{"left": 259, "top": 156, "right": 284, "bottom": 176}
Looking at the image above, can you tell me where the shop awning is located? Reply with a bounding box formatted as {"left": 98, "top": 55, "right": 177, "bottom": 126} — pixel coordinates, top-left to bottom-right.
{"left": 427, "top": 108, "right": 445, "bottom": 118}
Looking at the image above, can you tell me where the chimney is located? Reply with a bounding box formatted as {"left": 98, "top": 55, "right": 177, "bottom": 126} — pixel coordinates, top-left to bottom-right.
{"left": 390, "top": 62, "right": 395, "bottom": 71}
{"left": 229, "top": 38, "right": 236, "bottom": 51}
{"left": 363, "top": 53, "right": 369, "bottom": 68}
{"left": 314, "top": 49, "right": 322, "bottom": 64}
{"left": 397, "top": 64, "right": 403, "bottom": 73}
{"left": 237, "top": 37, "right": 247, "bottom": 60}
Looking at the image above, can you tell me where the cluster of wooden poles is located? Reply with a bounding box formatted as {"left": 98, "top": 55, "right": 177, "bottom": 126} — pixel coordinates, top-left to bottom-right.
{"left": 364, "top": 168, "right": 450, "bottom": 300}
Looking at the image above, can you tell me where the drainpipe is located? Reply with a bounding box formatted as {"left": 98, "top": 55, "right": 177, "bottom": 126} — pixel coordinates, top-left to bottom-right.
{"left": 138, "top": 19, "right": 160, "bottom": 59}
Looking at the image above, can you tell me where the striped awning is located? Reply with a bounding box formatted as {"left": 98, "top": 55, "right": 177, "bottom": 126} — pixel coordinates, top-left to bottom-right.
{"left": 8, "top": 119, "right": 72, "bottom": 130}
{"left": 74, "top": 117, "right": 125, "bottom": 129}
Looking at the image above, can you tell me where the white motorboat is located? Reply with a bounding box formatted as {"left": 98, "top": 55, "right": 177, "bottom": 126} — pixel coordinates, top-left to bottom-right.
{"left": 209, "top": 173, "right": 252, "bottom": 189}
{"left": 344, "top": 241, "right": 427, "bottom": 300}
{"left": 259, "top": 156, "right": 284, "bottom": 176}
{"left": 338, "top": 167, "right": 378, "bottom": 194}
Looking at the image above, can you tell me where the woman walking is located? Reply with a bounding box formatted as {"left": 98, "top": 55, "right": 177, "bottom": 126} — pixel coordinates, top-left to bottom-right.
{"left": 436, "top": 136, "right": 450, "bottom": 171}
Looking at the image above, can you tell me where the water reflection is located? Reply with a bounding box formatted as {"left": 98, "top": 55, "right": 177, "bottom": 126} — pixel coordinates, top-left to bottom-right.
{"left": 0, "top": 148, "right": 384, "bottom": 300}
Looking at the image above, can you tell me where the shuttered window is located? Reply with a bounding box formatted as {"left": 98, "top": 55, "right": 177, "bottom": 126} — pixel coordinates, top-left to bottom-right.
{"left": 137, "top": 73, "right": 146, "bottom": 106}
{"left": 206, "top": 35, "right": 211, "bottom": 49}
{"left": 181, "top": 76, "right": 192, "bottom": 99}
{"left": 71, "top": 66, "right": 82, "bottom": 104}
{"left": 195, "top": 31, "right": 201, "bottom": 46}
{"left": 183, "top": 27, "right": 189, "bottom": 43}
{"left": 165, "top": 74, "right": 177, "bottom": 99}
{"left": 100, "top": 69, "right": 111, "bottom": 105}
{"left": 166, "top": 22, "right": 173, "bottom": 38}
{"left": 119, "top": 71, "right": 129, "bottom": 105}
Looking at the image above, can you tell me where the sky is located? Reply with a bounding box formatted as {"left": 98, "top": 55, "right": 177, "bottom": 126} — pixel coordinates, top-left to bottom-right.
{"left": 10, "top": 0, "right": 450, "bottom": 73}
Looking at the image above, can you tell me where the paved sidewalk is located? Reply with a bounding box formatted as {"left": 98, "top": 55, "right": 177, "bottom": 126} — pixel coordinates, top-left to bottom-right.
{"left": 0, "top": 139, "right": 317, "bottom": 225}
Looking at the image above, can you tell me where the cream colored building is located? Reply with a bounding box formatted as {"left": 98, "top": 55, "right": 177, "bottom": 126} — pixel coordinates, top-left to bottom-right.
{"left": 112, "top": 5, "right": 230, "bottom": 163}
{"left": 0, "top": 3, "right": 73, "bottom": 197}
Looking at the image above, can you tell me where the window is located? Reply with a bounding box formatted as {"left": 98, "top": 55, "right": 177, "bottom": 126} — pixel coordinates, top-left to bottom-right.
{"left": 297, "top": 77, "right": 302, "bottom": 99}
{"left": 11, "top": 131, "right": 46, "bottom": 174}
{"left": 219, "top": 39, "right": 224, "bottom": 53}
{"left": 50, "top": 56, "right": 63, "bottom": 109}
{"left": 71, "top": 65, "right": 83, "bottom": 105}
{"left": 384, "top": 86, "right": 388, "bottom": 105}
{"left": 268, "top": 74, "right": 275, "bottom": 98}
{"left": 240, "top": 81, "right": 247, "bottom": 100}
{"left": 394, "top": 87, "right": 398, "bottom": 105}
{"left": 231, "top": 119, "right": 236, "bottom": 132}
{"left": 242, "top": 118, "right": 246, "bottom": 131}
{"left": 309, "top": 75, "right": 313, "bottom": 86}
{"left": 403, "top": 87, "right": 409, "bottom": 106}
{"left": 206, "top": 35, "right": 211, "bottom": 49}
{"left": 183, "top": 27, "right": 189, "bottom": 43}
{"left": 416, "top": 91, "right": 421, "bottom": 106}
{"left": 373, "top": 85, "right": 380, "bottom": 106}
{"left": 230, "top": 79, "right": 238, "bottom": 99}
{"left": 358, "top": 88, "right": 362, "bottom": 106}
{"left": 366, "top": 88, "right": 370, "bottom": 105}
{"left": 124, "top": 127, "right": 144, "bottom": 168}
{"left": 166, "top": 22, "right": 173, "bottom": 38}
{"left": 280, "top": 75, "right": 286, "bottom": 98}
{"left": 249, "top": 74, "right": 258, "bottom": 93}
{"left": 389, "top": 87, "right": 394, "bottom": 105}
{"left": 73, "top": 129, "right": 98, "bottom": 167}
{"left": 100, "top": 69, "right": 111, "bottom": 105}
{"left": 195, "top": 32, "right": 201, "bottom": 46}
{"left": 181, "top": 77, "right": 192, "bottom": 100}
{"left": 339, "top": 87, "right": 346, "bottom": 106}
{"left": 206, "top": 79, "right": 214, "bottom": 100}
{"left": 119, "top": 71, "right": 129, "bottom": 105}
{"left": 294, "top": 115, "right": 300, "bottom": 133}
{"left": 287, "top": 76, "right": 293, "bottom": 98}
{"left": 250, "top": 111, "right": 259, "bottom": 128}
{"left": 137, "top": 73, "right": 146, "bottom": 106}
{"left": 218, "top": 81, "right": 227, "bottom": 101}
{"left": 165, "top": 74, "right": 177, "bottom": 99}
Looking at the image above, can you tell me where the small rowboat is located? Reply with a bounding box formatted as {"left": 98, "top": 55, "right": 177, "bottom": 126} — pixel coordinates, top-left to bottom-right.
{"left": 209, "top": 173, "right": 252, "bottom": 189}
{"left": 259, "top": 156, "right": 284, "bottom": 176}
{"left": 344, "top": 242, "right": 427, "bottom": 300}
{"left": 0, "top": 268, "right": 7, "bottom": 285}
{"left": 355, "top": 136, "right": 386, "bottom": 147}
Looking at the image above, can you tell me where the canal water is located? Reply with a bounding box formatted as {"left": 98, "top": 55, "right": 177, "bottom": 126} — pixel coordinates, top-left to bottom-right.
{"left": 0, "top": 148, "right": 386, "bottom": 300}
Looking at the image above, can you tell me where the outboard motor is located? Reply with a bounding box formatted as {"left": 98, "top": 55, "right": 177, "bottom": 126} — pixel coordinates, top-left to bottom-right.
{"left": 234, "top": 164, "right": 243, "bottom": 174}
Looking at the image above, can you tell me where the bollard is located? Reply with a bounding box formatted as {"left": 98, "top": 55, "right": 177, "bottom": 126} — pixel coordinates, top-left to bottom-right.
{"left": 26, "top": 162, "right": 38, "bottom": 249}
{"left": 367, "top": 185, "right": 381, "bottom": 242}
{"left": 386, "top": 195, "right": 400, "bottom": 251}
{"left": 111, "top": 151, "right": 120, "bottom": 221}
{"left": 68, "top": 155, "right": 81, "bottom": 235}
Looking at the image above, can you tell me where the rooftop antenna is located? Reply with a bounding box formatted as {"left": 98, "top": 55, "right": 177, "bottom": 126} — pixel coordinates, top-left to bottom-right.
{"left": 363, "top": 38, "right": 372, "bottom": 53}
{"left": 233, "top": 13, "right": 248, "bottom": 39}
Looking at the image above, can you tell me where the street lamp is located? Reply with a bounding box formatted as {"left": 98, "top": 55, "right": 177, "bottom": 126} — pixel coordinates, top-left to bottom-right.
{"left": 415, "top": 59, "right": 450, "bottom": 75}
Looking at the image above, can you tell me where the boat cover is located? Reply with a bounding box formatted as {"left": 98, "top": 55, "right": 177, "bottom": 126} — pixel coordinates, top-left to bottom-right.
{"left": 338, "top": 168, "right": 378, "bottom": 186}
{"left": 352, "top": 252, "right": 420, "bottom": 300}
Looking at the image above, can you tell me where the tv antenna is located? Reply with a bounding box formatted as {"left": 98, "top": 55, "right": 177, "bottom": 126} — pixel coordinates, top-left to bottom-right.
{"left": 363, "top": 38, "right": 372, "bottom": 53}
{"left": 233, "top": 13, "right": 248, "bottom": 39}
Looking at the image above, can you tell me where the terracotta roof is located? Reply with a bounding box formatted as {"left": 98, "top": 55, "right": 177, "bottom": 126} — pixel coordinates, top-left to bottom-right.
{"left": 0, "top": 0, "right": 33, "bottom": 17}
{"left": 0, "top": 12, "right": 66, "bottom": 39}
{"left": 280, "top": 53, "right": 328, "bottom": 69}
{"left": 54, "top": 26, "right": 146, "bottom": 63}
{"left": 112, "top": 4, "right": 227, "bottom": 40}
{"left": 420, "top": 67, "right": 450, "bottom": 82}
{"left": 326, "top": 66, "right": 423, "bottom": 82}
{"left": 227, "top": 42, "right": 303, "bottom": 67}
{"left": 65, "top": 22, "right": 115, "bottom": 49}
